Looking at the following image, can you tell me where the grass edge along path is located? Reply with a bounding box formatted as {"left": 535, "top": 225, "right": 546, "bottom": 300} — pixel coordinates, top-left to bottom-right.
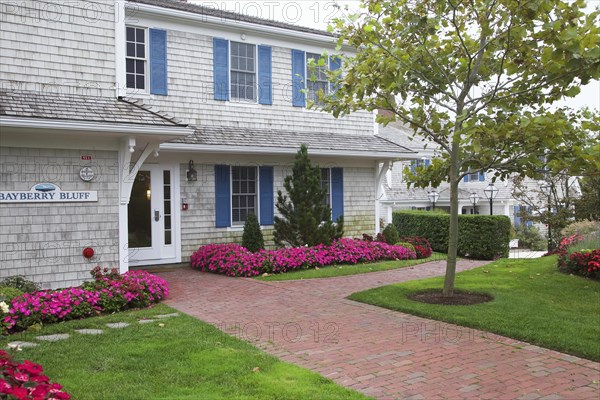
{"left": 0, "top": 304, "right": 371, "bottom": 400}
{"left": 349, "top": 255, "right": 600, "bottom": 362}
{"left": 255, "top": 252, "right": 447, "bottom": 281}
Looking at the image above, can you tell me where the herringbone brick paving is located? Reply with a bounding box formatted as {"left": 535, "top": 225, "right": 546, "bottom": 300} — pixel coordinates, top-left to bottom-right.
{"left": 159, "top": 259, "right": 600, "bottom": 399}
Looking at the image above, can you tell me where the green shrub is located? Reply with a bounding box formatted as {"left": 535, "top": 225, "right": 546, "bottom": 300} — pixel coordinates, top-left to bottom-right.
{"left": 0, "top": 286, "right": 24, "bottom": 302}
{"left": 1, "top": 275, "right": 40, "bottom": 293}
{"left": 382, "top": 224, "right": 400, "bottom": 245}
{"left": 242, "top": 213, "right": 264, "bottom": 253}
{"left": 561, "top": 220, "right": 600, "bottom": 238}
{"left": 395, "top": 242, "right": 416, "bottom": 254}
{"left": 515, "top": 225, "right": 547, "bottom": 251}
{"left": 392, "top": 211, "right": 510, "bottom": 260}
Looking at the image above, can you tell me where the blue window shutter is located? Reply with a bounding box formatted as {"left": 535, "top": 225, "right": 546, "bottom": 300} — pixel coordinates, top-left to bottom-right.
{"left": 213, "top": 38, "right": 229, "bottom": 101}
{"left": 464, "top": 175, "right": 469, "bottom": 183}
{"left": 479, "top": 171, "right": 485, "bottom": 181}
{"left": 291, "top": 49, "right": 305, "bottom": 107}
{"left": 331, "top": 168, "right": 344, "bottom": 221}
{"left": 526, "top": 206, "right": 533, "bottom": 227}
{"left": 329, "top": 55, "right": 341, "bottom": 92}
{"left": 258, "top": 45, "right": 272, "bottom": 105}
{"left": 259, "top": 166, "right": 274, "bottom": 225}
{"left": 149, "top": 29, "right": 168, "bottom": 95}
{"left": 425, "top": 159, "right": 431, "bottom": 167}
{"left": 514, "top": 205, "right": 521, "bottom": 228}
{"left": 215, "top": 165, "right": 231, "bottom": 228}
{"left": 410, "top": 161, "right": 416, "bottom": 174}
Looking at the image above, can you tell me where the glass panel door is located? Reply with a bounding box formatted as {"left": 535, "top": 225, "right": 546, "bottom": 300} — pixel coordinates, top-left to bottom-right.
{"left": 128, "top": 171, "right": 152, "bottom": 248}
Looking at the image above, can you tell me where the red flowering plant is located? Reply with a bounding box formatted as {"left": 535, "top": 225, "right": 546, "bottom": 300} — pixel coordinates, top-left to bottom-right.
{"left": 3, "top": 269, "right": 168, "bottom": 334}
{"left": 549, "top": 234, "right": 583, "bottom": 269}
{"left": 565, "top": 249, "right": 600, "bottom": 279}
{"left": 399, "top": 237, "right": 433, "bottom": 259}
{"left": 0, "top": 349, "right": 71, "bottom": 399}
{"left": 191, "top": 238, "right": 417, "bottom": 277}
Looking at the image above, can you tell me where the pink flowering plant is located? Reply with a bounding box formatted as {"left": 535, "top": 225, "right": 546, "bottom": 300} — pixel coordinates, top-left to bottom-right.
{"left": 191, "top": 238, "right": 417, "bottom": 277}
{"left": 2, "top": 268, "right": 168, "bottom": 334}
{"left": 0, "top": 349, "right": 71, "bottom": 399}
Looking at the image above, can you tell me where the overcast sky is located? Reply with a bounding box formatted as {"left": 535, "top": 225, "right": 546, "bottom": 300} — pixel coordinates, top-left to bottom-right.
{"left": 192, "top": 0, "right": 599, "bottom": 111}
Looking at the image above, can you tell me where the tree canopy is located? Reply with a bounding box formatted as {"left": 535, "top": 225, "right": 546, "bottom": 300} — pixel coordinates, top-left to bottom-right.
{"left": 316, "top": 0, "right": 600, "bottom": 295}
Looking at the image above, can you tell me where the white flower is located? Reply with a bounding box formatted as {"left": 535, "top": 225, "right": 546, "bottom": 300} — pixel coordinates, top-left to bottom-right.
{"left": 0, "top": 301, "right": 9, "bottom": 314}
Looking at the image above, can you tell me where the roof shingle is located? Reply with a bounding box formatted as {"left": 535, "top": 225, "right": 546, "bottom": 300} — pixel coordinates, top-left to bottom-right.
{"left": 0, "top": 90, "right": 186, "bottom": 127}
{"left": 170, "top": 125, "right": 413, "bottom": 156}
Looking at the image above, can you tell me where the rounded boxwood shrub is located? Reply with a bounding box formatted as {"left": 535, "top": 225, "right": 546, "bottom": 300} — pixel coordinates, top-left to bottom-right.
{"left": 0, "top": 287, "right": 24, "bottom": 302}
{"left": 395, "top": 241, "right": 416, "bottom": 254}
{"left": 382, "top": 223, "right": 400, "bottom": 245}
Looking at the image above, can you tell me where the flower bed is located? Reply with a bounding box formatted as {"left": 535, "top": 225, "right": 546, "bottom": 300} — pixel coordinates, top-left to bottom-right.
{"left": 565, "top": 249, "right": 600, "bottom": 279}
{"left": 399, "top": 237, "right": 433, "bottom": 259}
{"left": 1, "top": 350, "right": 71, "bottom": 399}
{"left": 2, "top": 269, "right": 168, "bottom": 334}
{"left": 191, "top": 238, "right": 417, "bottom": 277}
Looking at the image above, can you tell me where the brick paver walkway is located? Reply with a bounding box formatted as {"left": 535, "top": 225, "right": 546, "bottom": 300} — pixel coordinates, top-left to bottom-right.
{"left": 159, "top": 259, "right": 600, "bottom": 400}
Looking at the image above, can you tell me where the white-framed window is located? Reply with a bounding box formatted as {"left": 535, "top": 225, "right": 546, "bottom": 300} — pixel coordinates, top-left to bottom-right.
{"left": 306, "top": 53, "right": 329, "bottom": 105}
{"left": 126, "top": 26, "right": 147, "bottom": 90}
{"left": 468, "top": 171, "right": 480, "bottom": 181}
{"left": 321, "top": 168, "right": 332, "bottom": 206}
{"left": 231, "top": 166, "right": 258, "bottom": 225}
{"left": 230, "top": 41, "right": 257, "bottom": 102}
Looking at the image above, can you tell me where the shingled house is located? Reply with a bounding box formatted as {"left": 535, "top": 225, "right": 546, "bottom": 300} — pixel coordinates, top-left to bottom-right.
{"left": 0, "top": 0, "right": 411, "bottom": 288}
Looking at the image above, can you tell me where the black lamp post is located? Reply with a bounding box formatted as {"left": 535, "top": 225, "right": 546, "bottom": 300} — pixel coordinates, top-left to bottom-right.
{"left": 428, "top": 190, "right": 439, "bottom": 211}
{"left": 483, "top": 183, "right": 499, "bottom": 215}
{"left": 540, "top": 182, "right": 553, "bottom": 251}
{"left": 469, "top": 191, "right": 480, "bottom": 214}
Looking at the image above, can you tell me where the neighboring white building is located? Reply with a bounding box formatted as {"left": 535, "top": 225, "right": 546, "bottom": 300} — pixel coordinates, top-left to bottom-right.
{"left": 0, "top": 0, "right": 413, "bottom": 288}
{"left": 376, "top": 120, "right": 559, "bottom": 228}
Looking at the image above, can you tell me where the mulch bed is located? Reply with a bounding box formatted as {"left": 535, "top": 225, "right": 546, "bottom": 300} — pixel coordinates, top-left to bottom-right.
{"left": 408, "top": 289, "right": 493, "bottom": 305}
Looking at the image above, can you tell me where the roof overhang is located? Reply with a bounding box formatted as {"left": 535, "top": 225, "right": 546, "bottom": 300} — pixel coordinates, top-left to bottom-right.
{"left": 127, "top": 2, "right": 352, "bottom": 51}
{"left": 0, "top": 116, "right": 191, "bottom": 140}
{"left": 160, "top": 142, "right": 411, "bottom": 160}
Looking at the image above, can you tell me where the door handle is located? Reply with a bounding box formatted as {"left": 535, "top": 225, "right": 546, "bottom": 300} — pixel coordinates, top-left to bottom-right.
{"left": 154, "top": 209, "right": 160, "bottom": 222}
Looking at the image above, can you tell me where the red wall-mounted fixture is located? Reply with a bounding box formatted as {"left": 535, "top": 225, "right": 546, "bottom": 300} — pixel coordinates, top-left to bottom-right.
{"left": 83, "top": 247, "right": 95, "bottom": 259}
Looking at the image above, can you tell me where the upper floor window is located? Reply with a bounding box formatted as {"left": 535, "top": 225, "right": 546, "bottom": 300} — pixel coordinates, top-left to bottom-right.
{"left": 307, "top": 53, "right": 329, "bottom": 105}
{"left": 213, "top": 38, "right": 272, "bottom": 104}
{"left": 291, "top": 50, "right": 341, "bottom": 108}
{"left": 468, "top": 171, "right": 480, "bottom": 181}
{"left": 231, "top": 166, "right": 257, "bottom": 225}
{"left": 126, "top": 27, "right": 146, "bottom": 90}
{"left": 230, "top": 42, "right": 257, "bottom": 102}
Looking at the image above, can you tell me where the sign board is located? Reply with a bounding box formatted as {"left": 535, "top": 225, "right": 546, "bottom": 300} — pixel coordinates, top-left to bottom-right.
{"left": 0, "top": 183, "right": 98, "bottom": 203}
{"left": 81, "top": 155, "right": 92, "bottom": 161}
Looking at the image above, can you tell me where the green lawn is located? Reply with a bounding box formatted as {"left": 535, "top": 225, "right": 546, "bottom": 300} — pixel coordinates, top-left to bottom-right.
{"left": 255, "top": 253, "right": 447, "bottom": 281}
{"left": 349, "top": 256, "right": 600, "bottom": 361}
{"left": 1, "top": 304, "right": 369, "bottom": 400}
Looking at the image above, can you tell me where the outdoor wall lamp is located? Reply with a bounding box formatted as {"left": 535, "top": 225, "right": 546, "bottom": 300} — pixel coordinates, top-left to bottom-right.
{"left": 187, "top": 160, "right": 198, "bottom": 182}
{"left": 484, "top": 183, "right": 499, "bottom": 215}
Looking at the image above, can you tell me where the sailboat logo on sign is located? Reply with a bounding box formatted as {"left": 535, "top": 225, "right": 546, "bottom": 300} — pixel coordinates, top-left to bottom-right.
{"left": 34, "top": 183, "right": 57, "bottom": 192}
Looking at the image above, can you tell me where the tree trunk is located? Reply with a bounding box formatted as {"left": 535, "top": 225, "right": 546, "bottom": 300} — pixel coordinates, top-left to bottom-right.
{"left": 443, "top": 143, "right": 461, "bottom": 297}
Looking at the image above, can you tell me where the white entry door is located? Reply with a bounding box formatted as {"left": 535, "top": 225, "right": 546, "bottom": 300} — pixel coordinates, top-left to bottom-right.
{"left": 128, "top": 164, "right": 180, "bottom": 266}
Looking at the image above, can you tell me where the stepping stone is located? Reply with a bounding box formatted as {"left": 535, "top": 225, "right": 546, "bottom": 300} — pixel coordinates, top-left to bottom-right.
{"left": 156, "top": 313, "right": 179, "bottom": 319}
{"left": 35, "top": 334, "right": 69, "bottom": 342}
{"left": 106, "top": 322, "right": 129, "bottom": 329}
{"left": 138, "top": 319, "right": 157, "bottom": 324}
{"left": 7, "top": 341, "right": 37, "bottom": 349}
{"left": 75, "top": 329, "right": 104, "bottom": 335}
